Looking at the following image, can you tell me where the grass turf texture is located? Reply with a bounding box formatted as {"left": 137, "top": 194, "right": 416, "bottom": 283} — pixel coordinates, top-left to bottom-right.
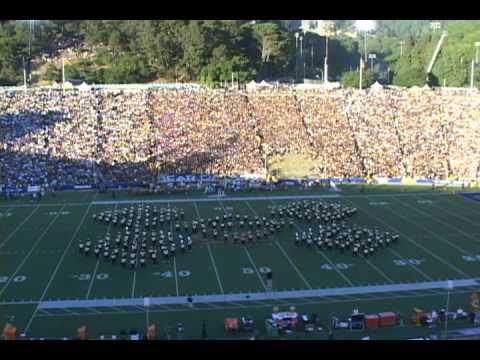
{"left": 1, "top": 185, "right": 480, "bottom": 339}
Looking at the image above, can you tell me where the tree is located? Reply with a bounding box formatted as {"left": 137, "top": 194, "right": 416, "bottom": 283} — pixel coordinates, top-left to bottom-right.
{"left": 103, "top": 53, "right": 152, "bottom": 84}
{"left": 249, "top": 22, "right": 291, "bottom": 79}
{"left": 44, "top": 63, "right": 61, "bottom": 82}
{"left": 341, "top": 70, "right": 374, "bottom": 88}
{"left": 180, "top": 21, "right": 207, "bottom": 80}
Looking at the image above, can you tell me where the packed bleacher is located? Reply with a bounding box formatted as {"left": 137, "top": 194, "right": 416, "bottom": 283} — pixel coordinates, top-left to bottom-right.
{"left": 1, "top": 87, "right": 480, "bottom": 192}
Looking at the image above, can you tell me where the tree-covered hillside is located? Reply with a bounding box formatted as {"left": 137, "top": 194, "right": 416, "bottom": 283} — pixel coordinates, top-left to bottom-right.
{"left": 0, "top": 20, "right": 479, "bottom": 88}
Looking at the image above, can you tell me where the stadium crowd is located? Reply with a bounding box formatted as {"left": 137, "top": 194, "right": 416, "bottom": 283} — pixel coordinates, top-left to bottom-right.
{"left": 1, "top": 86, "right": 480, "bottom": 191}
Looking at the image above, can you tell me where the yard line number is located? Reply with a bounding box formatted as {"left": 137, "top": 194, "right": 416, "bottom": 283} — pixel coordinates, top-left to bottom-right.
{"left": 393, "top": 259, "right": 425, "bottom": 266}
{"left": 417, "top": 200, "right": 434, "bottom": 204}
{"left": 152, "top": 271, "right": 191, "bottom": 278}
{"left": 0, "top": 212, "right": 13, "bottom": 218}
{"left": 47, "top": 211, "right": 70, "bottom": 216}
{"left": 242, "top": 267, "right": 272, "bottom": 275}
{"left": 462, "top": 255, "right": 480, "bottom": 262}
{"left": 321, "top": 263, "right": 354, "bottom": 271}
{"left": 368, "top": 202, "right": 389, "bottom": 206}
{"left": 72, "top": 273, "right": 109, "bottom": 281}
{"left": 214, "top": 207, "right": 234, "bottom": 212}
{"left": 0, "top": 275, "right": 27, "bottom": 283}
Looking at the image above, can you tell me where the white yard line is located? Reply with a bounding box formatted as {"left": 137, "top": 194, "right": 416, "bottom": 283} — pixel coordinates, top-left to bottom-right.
{"left": 267, "top": 198, "right": 360, "bottom": 287}
{"left": 169, "top": 201, "right": 180, "bottom": 297}
{"left": 193, "top": 201, "right": 202, "bottom": 220}
{"left": 0, "top": 202, "right": 90, "bottom": 208}
{"left": 243, "top": 246, "right": 267, "bottom": 291}
{"left": 111, "top": 306, "right": 127, "bottom": 313}
{"left": 86, "top": 204, "right": 118, "bottom": 299}
{"left": 246, "top": 200, "right": 313, "bottom": 289}
{"left": 206, "top": 244, "right": 224, "bottom": 294}
{"left": 440, "top": 195, "right": 480, "bottom": 215}
{"left": 273, "top": 240, "right": 313, "bottom": 289}
{"left": 0, "top": 204, "right": 66, "bottom": 298}
{"left": 23, "top": 203, "right": 93, "bottom": 334}
{"left": 430, "top": 196, "right": 480, "bottom": 231}
{"left": 392, "top": 196, "right": 478, "bottom": 252}
{"left": 91, "top": 191, "right": 454, "bottom": 206}
{"left": 358, "top": 196, "right": 471, "bottom": 279}
{"left": 194, "top": 201, "right": 224, "bottom": 294}
{"left": 86, "top": 261, "right": 101, "bottom": 300}
{"left": 341, "top": 197, "right": 435, "bottom": 282}
{"left": 62, "top": 308, "right": 80, "bottom": 316}
{"left": 0, "top": 205, "right": 40, "bottom": 249}
{"left": 269, "top": 198, "right": 355, "bottom": 287}
{"left": 363, "top": 258, "right": 395, "bottom": 284}
{"left": 218, "top": 199, "right": 266, "bottom": 291}
{"left": 0, "top": 191, "right": 452, "bottom": 208}
{"left": 173, "top": 256, "right": 179, "bottom": 296}
{"left": 110, "top": 306, "right": 125, "bottom": 313}
{"left": 131, "top": 272, "right": 137, "bottom": 298}
{"left": 314, "top": 246, "right": 355, "bottom": 286}
{"left": 40, "top": 309, "right": 54, "bottom": 316}
{"left": 387, "top": 248, "right": 434, "bottom": 281}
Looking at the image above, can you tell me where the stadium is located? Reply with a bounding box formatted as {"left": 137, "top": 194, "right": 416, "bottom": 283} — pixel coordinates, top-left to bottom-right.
{"left": 1, "top": 19, "right": 480, "bottom": 341}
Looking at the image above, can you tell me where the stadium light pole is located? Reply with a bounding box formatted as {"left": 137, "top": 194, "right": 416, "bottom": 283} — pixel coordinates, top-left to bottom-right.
{"left": 300, "top": 34, "right": 303, "bottom": 58}
{"left": 324, "top": 35, "right": 329, "bottom": 84}
{"left": 300, "top": 34, "right": 304, "bottom": 81}
{"left": 304, "top": 55, "right": 306, "bottom": 80}
{"left": 470, "top": 59, "right": 475, "bottom": 89}
{"left": 363, "top": 31, "right": 368, "bottom": 63}
{"left": 22, "top": 57, "right": 27, "bottom": 92}
{"left": 323, "top": 20, "right": 335, "bottom": 85}
{"left": 311, "top": 45, "right": 314, "bottom": 78}
{"left": 359, "top": 57, "right": 364, "bottom": 90}
{"left": 368, "top": 53, "right": 376, "bottom": 72}
{"left": 295, "top": 32, "right": 299, "bottom": 82}
{"left": 475, "top": 42, "right": 480, "bottom": 64}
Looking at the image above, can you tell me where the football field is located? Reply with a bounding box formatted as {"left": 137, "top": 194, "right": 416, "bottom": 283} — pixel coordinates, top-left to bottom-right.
{"left": 1, "top": 186, "right": 480, "bottom": 339}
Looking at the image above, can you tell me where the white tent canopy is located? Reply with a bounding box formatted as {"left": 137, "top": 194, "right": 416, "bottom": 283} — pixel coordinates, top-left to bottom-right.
{"left": 78, "top": 82, "right": 92, "bottom": 92}
{"left": 370, "top": 81, "right": 384, "bottom": 91}
{"left": 258, "top": 80, "right": 274, "bottom": 87}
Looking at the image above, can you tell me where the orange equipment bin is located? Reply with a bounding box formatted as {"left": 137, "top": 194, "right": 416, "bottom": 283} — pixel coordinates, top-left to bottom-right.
{"left": 364, "top": 314, "right": 379, "bottom": 329}
{"left": 224, "top": 317, "right": 240, "bottom": 332}
{"left": 412, "top": 308, "right": 424, "bottom": 326}
{"left": 3, "top": 323, "right": 16, "bottom": 340}
{"left": 378, "top": 312, "right": 397, "bottom": 327}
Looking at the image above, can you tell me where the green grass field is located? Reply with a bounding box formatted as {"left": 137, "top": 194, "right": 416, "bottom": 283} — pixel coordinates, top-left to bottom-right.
{"left": 1, "top": 185, "right": 480, "bottom": 340}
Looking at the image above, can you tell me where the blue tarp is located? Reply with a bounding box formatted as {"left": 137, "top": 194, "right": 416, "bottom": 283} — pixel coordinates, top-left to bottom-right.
{"left": 416, "top": 179, "right": 434, "bottom": 185}
{"left": 458, "top": 192, "right": 480, "bottom": 202}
